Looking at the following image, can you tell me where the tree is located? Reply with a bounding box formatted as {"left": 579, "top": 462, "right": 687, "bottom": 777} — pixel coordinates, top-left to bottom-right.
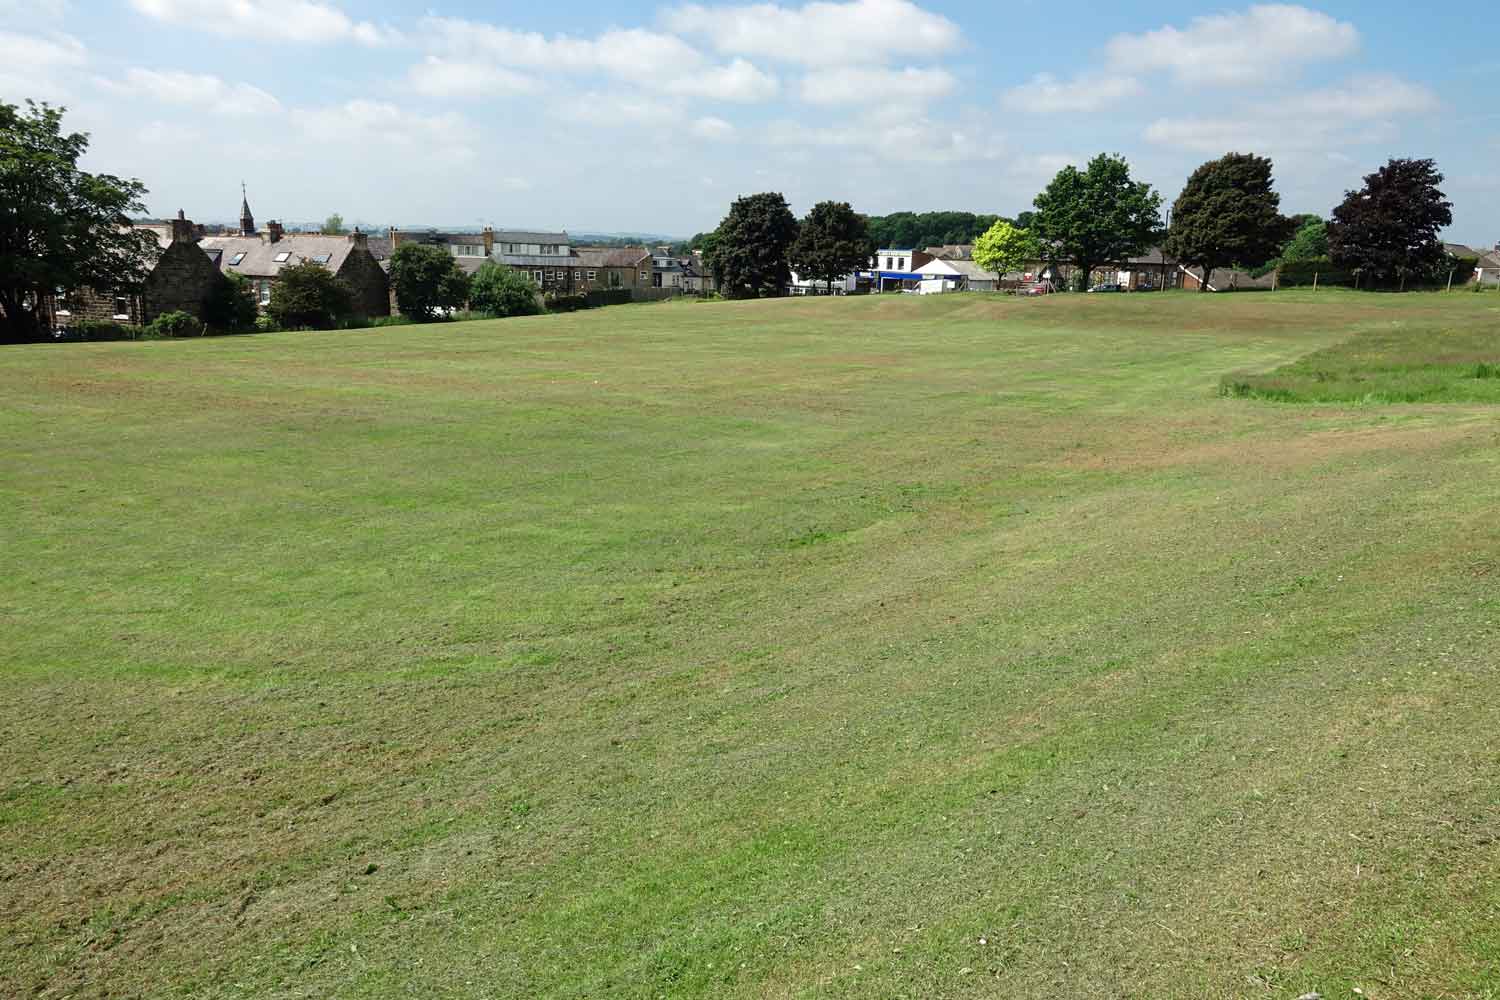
{"left": 267, "top": 261, "right": 353, "bottom": 330}
{"left": 390, "top": 243, "right": 471, "bottom": 320}
{"left": 203, "top": 270, "right": 259, "bottom": 331}
{"left": 1328, "top": 158, "right": 1453, "bottom": 287}
{"left": 865, "top": 211, "right": 1003, "bottom": 251}
{"left": 470, "top": 261, "right": 542, "bottom": 318}
{"left": 972, "top": 221, "right": 1039, "bottom": 286}
{"left": 787, "top": 200, "right": 872, "bottom": 293}
{"left": 1165, "top": 152, "right": 1294, "bottom": 292}
{"left": 0, "top": 101, "right": 160, "bottom": 342}
{"left": 322, "top": 212, "right": 346, "bottom": 235}
{"left": 1031, "top": 154, "right": 1162, "bottom": 291}
{"left": 1279, "top": 217, "right": 1329, "bottom": 263}
{"left": 711, "top": 192, "right": 799, "bottom": 298}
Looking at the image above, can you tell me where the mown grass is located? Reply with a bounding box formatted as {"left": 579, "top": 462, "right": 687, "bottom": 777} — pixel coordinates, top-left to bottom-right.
{"left": 2, "top": 290, "right": 1498, "bottom": 999}
{"left": 1222, "top": 301, "right": 1500, "bottom": 402}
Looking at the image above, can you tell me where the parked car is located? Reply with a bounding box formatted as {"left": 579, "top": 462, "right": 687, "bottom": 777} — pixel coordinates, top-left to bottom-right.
{"left": 1089, "top": 283, "right": 1123, "bottom": 293}
{"left": 1022, "top": 284, "right": 1050, "bottom": 296}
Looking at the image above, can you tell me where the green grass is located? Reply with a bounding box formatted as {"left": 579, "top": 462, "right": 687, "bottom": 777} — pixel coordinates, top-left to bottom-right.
{"left": 2, "top": 290, "right": 1499, "bottom": 999}
{"left": 1222, "top": 305, "right": 1500, "bottom": 402}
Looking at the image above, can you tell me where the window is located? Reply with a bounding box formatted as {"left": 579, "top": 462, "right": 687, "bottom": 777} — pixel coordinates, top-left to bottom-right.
{"left": 273, "top": 251, "right": 291, "bottom": 263}
{"left": 229, "top": 251, "right": 246, "bottom": 266}
{"left": 640, "top": 271, "right": 648, "bottom": 281}
{"left": 452, "top": 244, "right": 483, "bottom": 257}
{"left": 113, "top": 294, "right": 130, "bottom": 319}
{"left": 533, "top": 270, "right": 543, "bottom": 281}
{"left": 587, "top": 270, "right": 596, "bottom": 280}
{"left": 257, "top": 280, "right": 272, "bottom": 305}
{"left": 898, "top": 258, "right": 906, "bottom": 270}
{"left": 885, "top": 257, "right": 893, "bottom": 269}
{"left": 311, "top": 253, "right": 332, "bottom": 265}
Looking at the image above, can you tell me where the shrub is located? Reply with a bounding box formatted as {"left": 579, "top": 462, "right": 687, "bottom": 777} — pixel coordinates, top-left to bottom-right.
{"left": 267, "top": 261, "right": 354, "bottom": 330}
{"left": 469, "top": 262, "right": 542, "bottom": 318}
{"left": 58, "top": 319, "right": 143, "bottom": 341}
{"left": 147, "top": 310, "right": 203, "bottom": 338}
{"left": 204, "top": 272, "right": 259, "bottom": 331}
{"left": 390, "top": 244, "right": 471, "bottom": 321}
{"left": 254, "top": 315, "right": 280, "bottom": 333}
{"left": 1277, "top": 258, "right": 1356, "bottom": 288}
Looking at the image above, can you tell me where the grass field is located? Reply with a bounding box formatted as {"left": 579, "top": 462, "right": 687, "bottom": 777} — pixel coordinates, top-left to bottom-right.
{"left": 3, "top": 290, "right": 1499, "bottom": 999}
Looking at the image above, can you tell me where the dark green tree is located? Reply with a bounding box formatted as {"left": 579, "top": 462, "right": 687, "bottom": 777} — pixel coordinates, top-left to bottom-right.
{"left": 787, "top": 201, "right": 873, "bottom": 292}
{"left": 712, "top": 192, "right": 799, "bottom": 298}
{"left": 203, "top": 270, "right": 259, "bottom": 331}
{"left": 0, "top": 101, "right": 160, "bottom": 342}
{"left": 469, "top": 261, "right": 542, "bottom": 318}
{"left": 266, "top": 260, "right": 353, "bottom": 330}
{"left": 865, "top": 211, "right": 1003, "bottom": 250}
{"left": 390, "top": 243, "right": 471, "bottom": 320}
{"left": 1165, "top": 152, "right": 1294, "bottom": 292}
{"left": 1328, "top": 158, "right": 1453, "bottom": 287}
{"left": 1031, "top": 154, "right": 1162, "bottom": 291}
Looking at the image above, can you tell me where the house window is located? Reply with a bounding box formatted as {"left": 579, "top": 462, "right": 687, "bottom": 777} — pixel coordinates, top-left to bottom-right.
{"left": 311, "top": 253, "right": 331, "bottom": 264}
{"left": 257, "top": 280, "right": 272, "bottom": 305}
{"left": 113, "top": 293, "right": 131, "bottom": 319}
{"left": 229, "top": 252, "right": 246, "bottom": 266}
{"left": 533, "top": 270, "right": 543, "bottom": 281}
{"left": 640, "top": 271, "right": 648, "bottom": 281}
{"left": 452, "top": 244, "right": 482, "bottom": 257}
{"left": 273, "top": 251, "right": 291, "bottom": 263}
{"left": 885, "top": 257, "right": 893, "bottom": 269}
{"left": 587, "top": 270, "right": 596, "bottom": 280}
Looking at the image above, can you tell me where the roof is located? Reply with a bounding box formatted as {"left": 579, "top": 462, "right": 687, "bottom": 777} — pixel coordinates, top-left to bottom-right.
{"left": 1125, "top": 247, "right": 1175, "bottom": 266}
{"left": 493, "top": 230, "right": 569, "bottom": 244}
{"left": 198, "top": 233, "right": 363, "bottom": 278}
{"left": 1181, "top": 265, "right": 1276, "bottom": 290}
{"left": 393, "top": 230, "right": 486, "bottom": 245}
{"left": 574, "top": 247, "right": 650, "bottom": 267}
{"left": 924, "top": 244, "right": 973, "bottom": 260}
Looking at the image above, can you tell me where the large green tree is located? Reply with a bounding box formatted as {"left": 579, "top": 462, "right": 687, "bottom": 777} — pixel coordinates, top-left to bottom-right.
{"left": 1279, "top": 217, "right": 1329, "bottom": 263}
{"left": 712, "top": 192, "right": 799, "bottom": 298}
{"left": 972, "top": 220, "right": 1038, "bottom": 285}
{"left": 0, "top": 101, "right": 160, "bottom": 342}
{"left": 322, "top": 213, "right": 346, "bottom": 235}
{"left": 787, "top": 200, "right": 873, "bottom": 292}
{"left": 1165, "top": 152, "right": 1294, "bottom": 292}
{"left": 469, "top": 261, "right": 541, "bottom": 318}
{"left": 390, "top": 243, "right": 471, "bottom": 320}
{"left": 1031, "top": 154, "right": 1162, "bottom": 291}
{"left": 1328, "top": 158, "right": 1453, "bottom": 287}
{"left": 267, "top": 261, "right": 353, "bottom": 330}
{"left": 865, "top": 211, "right": 1003, "bottom": 250}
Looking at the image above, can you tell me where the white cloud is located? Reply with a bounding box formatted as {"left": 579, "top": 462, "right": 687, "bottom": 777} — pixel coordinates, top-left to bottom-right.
{"left": 799, "top": 65, "right": 955, "bottom": 106}
{"left": 691, "top": 115, "right": 735, "bottom": 140}
{"left": 97, "top": 68, "right": 281, "bottom": 115}
{"left": 668, "top": 0, "right": 959, "bottom": 67}
{"left": 1105, "top": 4, "right": 1358, "bottom": 86}
{"left": 676, "top": 58, "right": 780, "bottom": 102}
{"left": 1001, "top": 73, "right": 1143, "bottom": 114}
{"left": 424, "top": 19, "right": 702, "bottom": 77}
{"left": 407, "top": 58, "right": 537, "bottom": 100}
{"left": 559, "top": 94, "right": 682, "bottom": 127}
{"left": 0, "top": 29, "right": 85, "bottom": 100}
{"left": 128, "top": 0, "right": 398, "bottom": 46}
{"left": 291, "top": 100, "right": 474, "bottom": 163}
{"left": 1286, "top": 74, "right": 1439, "bottom": 119}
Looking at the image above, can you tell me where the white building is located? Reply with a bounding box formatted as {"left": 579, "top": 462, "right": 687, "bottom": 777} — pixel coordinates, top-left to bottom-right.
{"left": 788, "top": 270, "right": 860, "bottom": 295}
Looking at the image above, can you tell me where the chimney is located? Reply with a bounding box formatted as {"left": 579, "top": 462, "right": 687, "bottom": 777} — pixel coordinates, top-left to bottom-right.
{"left": 267, "top": 220, "right": 283, "bottom": 244}
{"left": 170, "top": 209, "right": 196, "bottom": 244}
{"left": 482, "top": 226, "right": 494, "bottom": 254}
{"left": 347, "top": 226, "right": 369, "bottom": 250}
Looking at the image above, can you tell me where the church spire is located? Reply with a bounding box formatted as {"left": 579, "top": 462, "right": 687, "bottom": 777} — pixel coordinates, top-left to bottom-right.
{"left": 239, "top": 181, "right": 255, "bottom": 236}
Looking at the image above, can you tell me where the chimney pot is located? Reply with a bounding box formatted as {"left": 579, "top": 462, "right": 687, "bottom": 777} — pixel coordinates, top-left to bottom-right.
{"left": 169, "top": 213, "right": 196, "bottom": 243}
{"left": 267, "top": 220, "right": 284, "bottom": 244}
{"left": 348, "top": 228, "right": 369, "bottom": 248}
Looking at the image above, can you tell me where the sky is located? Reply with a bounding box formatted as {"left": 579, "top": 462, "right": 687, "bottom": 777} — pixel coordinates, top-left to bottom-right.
{"left": 2, "top": 0, "right": 1496, "bottom": 243}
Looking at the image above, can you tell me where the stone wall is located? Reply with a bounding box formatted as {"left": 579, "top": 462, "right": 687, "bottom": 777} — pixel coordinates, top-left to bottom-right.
{"left": 144, "top": 240, "right": 224, "bottom": 323}
{"left": 336, "top": 246, "right": 392, "bottom": 317}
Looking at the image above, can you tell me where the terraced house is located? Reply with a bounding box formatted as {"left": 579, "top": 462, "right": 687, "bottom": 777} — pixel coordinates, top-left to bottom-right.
{"left": 198, "top": 195, "right": 389, "bottom": 317}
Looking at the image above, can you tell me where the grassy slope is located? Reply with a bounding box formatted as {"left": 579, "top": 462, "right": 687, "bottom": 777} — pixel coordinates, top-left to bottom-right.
{"left": 2, "top": 291, "right": 1498, "bottom": 999}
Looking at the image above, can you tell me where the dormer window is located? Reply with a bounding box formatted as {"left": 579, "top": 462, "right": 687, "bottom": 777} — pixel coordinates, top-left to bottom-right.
{"left": 273, "top": 251, "right": 291, "bottom": 263}
{"left": 229, "top": 252, "right": 246, "bottom": 266}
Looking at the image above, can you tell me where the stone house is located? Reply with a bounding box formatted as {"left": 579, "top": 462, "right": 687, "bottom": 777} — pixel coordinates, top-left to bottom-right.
{"left": 199, "top": 221, "right": 390, "bottom": 317}
{"left": 573, "top": 247, "right": 653, "bottom": 291}
{"left": 389, "top": 227, "right": 494, "bottom": 278}
{"left": 494, "top": 230, "right": 581, "bottom": 295}
{"left": 52, "top": 212, "right": 226, "bottom": 328}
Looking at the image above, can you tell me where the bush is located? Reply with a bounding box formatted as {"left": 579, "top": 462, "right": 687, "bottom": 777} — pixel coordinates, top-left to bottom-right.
{"left": 1277, "top": 258, "right": 1355, "bottom": 287}
{"left": 57, "top": 319, "right": 143, "bottom": 341}
{"left": 544, "top": 288, "right": 634, "bottom": 313}
{"left": 469, "top": 262, "right": 542, "bottom": 318}
{"left": 267, "top": 261, "right": 354, "bottom": 330}
{"left": 147, "top": 310, "right": 203, "bottom": 338}
{"left": 204, "top": 272, "right": 259, "bottom": 331}
{"left": 254, "top": 315, "right": 280, "bottom": 333}
{"left": 390, "top": 244, "right": 471, "bottom": 321}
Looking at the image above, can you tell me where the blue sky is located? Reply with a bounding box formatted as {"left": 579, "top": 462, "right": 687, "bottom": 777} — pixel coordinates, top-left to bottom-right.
{"left": 2, "top": 0, "right": 1495, "bottom": 243}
